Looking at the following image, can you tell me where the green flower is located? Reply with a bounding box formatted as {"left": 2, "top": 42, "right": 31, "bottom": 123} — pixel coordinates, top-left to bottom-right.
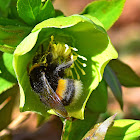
{"left": 13, "top": 14, "right": 117, "bottom": 119}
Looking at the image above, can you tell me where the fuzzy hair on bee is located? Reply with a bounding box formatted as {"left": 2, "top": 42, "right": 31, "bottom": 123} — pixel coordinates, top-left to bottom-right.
{"left": 28, "top": 39, "right": 83, "bottom": 118}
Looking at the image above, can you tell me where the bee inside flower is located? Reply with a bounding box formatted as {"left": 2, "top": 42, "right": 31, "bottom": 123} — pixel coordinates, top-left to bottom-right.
{"left": 28, "top": 36, "right": 86, "bottom": 118}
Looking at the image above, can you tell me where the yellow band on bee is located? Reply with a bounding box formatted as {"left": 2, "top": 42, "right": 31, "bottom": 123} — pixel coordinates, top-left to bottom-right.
{"left": 56, "top": 79, "right": 67, "bottom": 99}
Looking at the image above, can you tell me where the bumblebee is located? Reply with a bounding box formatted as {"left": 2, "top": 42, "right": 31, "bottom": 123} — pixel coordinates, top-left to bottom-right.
{"left": 29, "top": 46, "right": 83, "bottom": 118}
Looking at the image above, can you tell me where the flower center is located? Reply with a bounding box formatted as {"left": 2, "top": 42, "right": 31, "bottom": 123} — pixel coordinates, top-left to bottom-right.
{"left": 33, "top": 36, "right": 87, "bottom": 80}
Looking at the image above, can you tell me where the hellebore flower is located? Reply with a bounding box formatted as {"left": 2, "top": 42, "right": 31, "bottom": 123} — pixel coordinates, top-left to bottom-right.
{"left": 13, "top": 14, "right": 117, "bottom": 119}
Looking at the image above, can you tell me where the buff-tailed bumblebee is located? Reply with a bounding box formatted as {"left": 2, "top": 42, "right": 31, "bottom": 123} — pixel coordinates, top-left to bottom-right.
{"left": 28, "top": 39, "right": 83, "bottom": 118}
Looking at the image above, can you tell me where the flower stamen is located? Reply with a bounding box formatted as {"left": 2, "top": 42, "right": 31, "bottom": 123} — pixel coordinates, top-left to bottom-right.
{"left": 73, "top": 66, "right": 80, "bottom": 80}
{"left": 36, "top": 36, "right": 87, "bottom": 80}
{"left": 75, "top": 61, "right": 86, "bottom": 75}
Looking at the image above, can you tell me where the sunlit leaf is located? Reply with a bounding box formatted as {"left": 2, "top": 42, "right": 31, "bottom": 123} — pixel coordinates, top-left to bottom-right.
{"left": 81, "top": 0, "right": 126, "bottom": 30}
{"left": 17, "top": 0, "right": 41, "bottom": 25}
{"left": 17, "top": 0, "right": 55, "bottom": 25}
{"left": 105, "top": 119, "right": 140, "bottom": 140}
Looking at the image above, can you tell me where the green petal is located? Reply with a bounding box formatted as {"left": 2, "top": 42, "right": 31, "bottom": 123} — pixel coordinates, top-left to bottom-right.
{"left": 14, "top": 29, "right": 41, "bottom": 55}
{"left": 13, "top": 31, "right": 48, "bottom": 116}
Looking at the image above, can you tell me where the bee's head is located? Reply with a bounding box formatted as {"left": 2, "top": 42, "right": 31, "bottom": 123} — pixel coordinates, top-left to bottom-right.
{"left": 54, "top": 61, "right": 73, "bottom": 78}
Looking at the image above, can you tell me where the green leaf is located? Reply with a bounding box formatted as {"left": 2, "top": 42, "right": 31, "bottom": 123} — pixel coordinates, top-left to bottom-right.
{"left": 105, "top": 119, "right": 140, "bottom": 140}
{"left": 55, "top": 9, "right": 64, "bottom": 17}
{"left": 0, "top": 18, "right": 32, "bottom": 53}
{"left": 37, "top": 0, "right": 55, "bottom": 23}
{"left": 0, "top": 0, "right": 11, "bottom": 17}
{"left": 109, "top": 59, "right": 140, "bottom": 87}
{"left": 0, "top": 0, "right": 11, "bottom": 12}
{"left": 104, "top": 65, "right": 123, "bottom": 109}
{"left": 0, "top": 53, "right": 17, "bottom": 94}
{"left": 86, "top": 79, "right": 108, "bottom": 113}
{"left": 83, "top": 114, "right": 117, "bottom": 140}
{"left": 17, "top": 0, "right": 41, "bottom": 25}
{"left": 0, "top": 17, "right": 28, "bottom": 26}
{"left": 0, "top": 85, "right": 18, "bottom": 131}
{"left": 81, "top": 0, "right": 126, "bottom": 30}
{"left": 13, "top": 14, "right": 118, "bottom": 119}
{"left": 17, "top": 0, "right": 55, "bottom": 25}
{"left": 8, "top": 0, "right": 20, "bottom": 19}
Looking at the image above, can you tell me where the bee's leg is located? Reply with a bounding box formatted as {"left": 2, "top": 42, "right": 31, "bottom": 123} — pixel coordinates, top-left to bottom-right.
{"left": 55, "top": 61, "right": 74, "bottom": 72}
{"left": 54, "top": 61, "right": 73, "bottom": 77}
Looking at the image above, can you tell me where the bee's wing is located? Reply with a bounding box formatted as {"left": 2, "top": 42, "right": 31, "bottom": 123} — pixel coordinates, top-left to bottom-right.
{"left": 41, "top": 72, "right": 68, "bottom": 118}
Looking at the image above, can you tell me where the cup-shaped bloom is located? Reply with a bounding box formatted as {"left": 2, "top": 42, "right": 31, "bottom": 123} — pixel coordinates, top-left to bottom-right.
{"left": 13, "top": 14, "right": 118, "bottom": 119}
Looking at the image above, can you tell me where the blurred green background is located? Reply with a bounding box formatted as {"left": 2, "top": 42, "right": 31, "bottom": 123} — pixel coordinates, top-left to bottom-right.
{"left": 0, "top": 0, "right": 140, "bottom": 139}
